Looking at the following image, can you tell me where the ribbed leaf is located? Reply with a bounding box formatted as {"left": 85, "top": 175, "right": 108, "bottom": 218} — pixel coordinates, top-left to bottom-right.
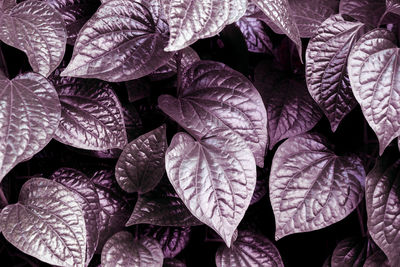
{"left": 330, "top": 237, "right": 368, "bottom": 267}
{"left": 339, "top": 0, "right": 386, "bottom": 27}
{"left": 236, "top": 17, "right": 272, "bottom": 54}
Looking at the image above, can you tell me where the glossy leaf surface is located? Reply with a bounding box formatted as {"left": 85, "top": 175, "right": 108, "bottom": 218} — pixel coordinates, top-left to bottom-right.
{"left": 236, "top": 17, "right": 272, "bottom": 54}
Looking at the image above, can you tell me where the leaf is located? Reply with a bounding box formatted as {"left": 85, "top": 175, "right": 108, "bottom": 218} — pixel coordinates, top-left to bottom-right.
{"left": 0, "top": 0, "right": 16, "bottom": 11}
{"left": 363, "top": 250, "right": 390, "bottom": 267}
{"left": 330, "top": 237, "right": 368, "bottom": 267}
{"left": 270, "top": 133, "right": 365, "bottom": 240}
{"left": 61, "top": 0, "right": 173, "bottom": 82}
{"left": 386, "top": 0, "right": 400, "bottom": 17}
{"left": 0, "top": 0, "right": 67, "bottom": 77}
{"left": 115, "top": 125, "right": 167, "bottom": 194}
{"left": 250, "top": 179, "right": 267, "bottom": 205}
{"left": 162, "top": 0, "right": 247, "bottom": 51}
{"left": 236, "top": 17, "right": 273, "bottom": 54}
{"left": 101, "top": 231, "right": 163, "bottom": 267}
{"left": 215, "top": 230, "right": 284, "bottom": 267}
{"left": 254, "top": 60, "right": 322, "bottom": 148}
{"left": 0, "top": 178, "right": 86, "bottom": 267}
{"left": 339, "top": 0, "right": 386, "bottom": 27}
{"left": 126, "top": 179, "right": 201, "bottom": 227}
{"left": 365, "top": 153, "right": 400, "bottom": 266}
{"left": 158, "top": 60, "right": 268, "bottom": 167}
{"left": 49, "top": 71, "right": 128, "bottom": 150}
{"left": 165, "top": 128, "right": 257, "bottom": 246}
{"left": 50, "top": 168, "right": 101, "bottom": 264}
{"left": 163, "top": 258, "right": 186, "bottom": 267}
{"left": 347, "top": 29, "right": 400, "bottom": 155}
{"left": 0, "top": 72, "right": 61, "bottom": 181}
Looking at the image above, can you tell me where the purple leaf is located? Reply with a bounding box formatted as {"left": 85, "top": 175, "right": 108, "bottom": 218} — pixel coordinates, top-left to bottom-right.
{"left": 215, "top": 230, "right": 283, "bottom": 267}
{"left": 236, "top": 17, "right": 273, "bottom": 54}
{"left": 61, "top": 0, "right": 173, "bottom": 82}
{"left": 330, "top": 237, "right": 368, "bottom": 267}
{"left": 163, "top": 258, "right": 186, "bottom": 267}
{"left": 0, "top": 178, "right": 86, "bottom": 267}
{"left": 0, "top": 0, "right": 67, "bottom": 77}
{"left": 0, "top": 71, "right": 61, "bottom": 181}
{"left": 386, "top": 0, "right": 400, "bottom": 16}
{"left": 364, "top": 250, "right": 390, "bottom": 267}
{"left": 339, "top": 0, "right": 386, "bottom": 27}
{"left": 165, "top": 128, "right": 257, "bottom": 246}
{"left": 270, "top": 133, "right": 365, "bottom": 240}
{"left": 158, "top": 60, "right": 268, "bottom": 167}
{"left": 0, "top": 0, "right": 16, "bottom": 11}
{"left": 250, "top": 179, "right": 267, "bottom": 205}
{"left": 348, "top": 29, "right": 400, "bottom": 155}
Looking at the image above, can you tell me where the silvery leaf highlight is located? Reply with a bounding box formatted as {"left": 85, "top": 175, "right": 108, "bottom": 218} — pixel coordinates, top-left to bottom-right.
{"left": 270, "top": 133, "right": 365, "bottom": 240}
{"left": 348, "top": 29, "right": 400, "bottom": 155}
{"left": 162, "top": 0, "right": 247, "bottom": 51}
{"left": 0, "top": 178, "right": 87, "bottom": 267}
{"left": 61, "top": 0, "right": 173, "bottom": 82}
{"left": 165, "top": 128, "right": 257, "bottom": 246}
{"left": 0, "top": 0, "right": 67, "bottom": 77}
{"left": 386, "top": 0, "right": 400, "bottom": 16}
{"left": 101, "top": 231, "right": 163, "bottom": 267}
{"left": 215, "top": 230, "right": 284, "bottom": 267}
{"left": 0, "top": 71, "right": 61, "bottom": 181}
{"left": 330, "top": 237, "right": 368, "bottom": 267}
{"left": 339, "top": 0, "right": 386, "bottom": 27}
{"left": 306, "top": 14, "right": 369, "bottom": 132}
{"left": 115, "top": 125, "right": 167, "bottom": 194}
{"left": 158, "top": 60, "right": 268, "bottom": 167}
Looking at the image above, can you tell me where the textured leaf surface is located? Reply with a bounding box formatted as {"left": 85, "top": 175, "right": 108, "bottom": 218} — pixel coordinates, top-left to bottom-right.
{"left": 348, "top": 29, "right": 400, "bottom": 154}
{"left": 306, "top": 14, "right": 368, "bottom": 132}
{"left": 0, "top": 178, "right": 86, "bottom": 267}
{"left": 365, "top": 154, "right": 400, "bottom": 266}
{"left": 386, "top": 0, "right": 400, "bottom": 16}
{"left": 163, "top": 258, "right": 186, "bottom": 267}
{"left": 215, "top": 231, "right": 283, "bottom": 267}
{"left": 270, "top": 133, "right": 365, "bottom": 240}
{"left": 101, "top": 231, "right": 163, "bottom": 267}
{"left": 330, "top": 237, "right": 367, "bottom": 267}
{"left": 339, "top": 0, "right": 386, "bottom": 27}
{"left": 236, "top": 17, "right": 272, "bottom": 54}
{"left": 0, "top": 0, "right": 66, "bottom": 77}
{"left": 0, "top": 72, "right": 61, "bottom": 181}
{"left": 165, "top": 128, "right": 256, "bottom": 246}
{"left": 363, "top": 250, "right": 390, "bottom": 267}
{"left": 61, "top": 0, "right": 173, "bottom": 82}
{"left": 158, "top": 60, "right": 267, "bottom": 167}
{"left": 116, "top": 125, "right": 167, "bottom": 194}
{"left": 250, "top": 179, "right": 267, "bottom": 205}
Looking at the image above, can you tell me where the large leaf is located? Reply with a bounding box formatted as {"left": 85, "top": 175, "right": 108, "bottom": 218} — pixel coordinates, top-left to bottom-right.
{"left": 339, "top": 0, "right": 386, "bottom": 27}
{"left": 215, "top": 230, "right": 283, "bottom": 267}
{"left": 348, "top": 29, "right": 400, "bottom": 154}
{"left": 162, "top": 0, "right": 247, "bottom": 51}
{"left": 0, "top": 71, "right": 61, "bottom": 181}
{"left": 115, "top": 125, "right": 167, "bottom": 194}
{"left": 0, "top": 0, "right": 66, "bottom": 77}
{"left": 306, "top": 14, "right": 369, "bottom": 132}
{"left": 270, "top": 133, "right": 365, "bottom": 240}
{"left": 50, "top": 168, "right": 101, "bottom": 264}
{"left": 330, "top": 237, "right": 368, "bottom": 267}
{"left": 158, "top": 60, "right": 268, "bottom": 167}
{"left": 165, "top": 128, "right": 257, "bottom": 246}
{"left": 101, "top": 231, "right": 163, "bottom": 267}
{"left": 365, "top": 153, "right": 400, "bottom": 266}
{"left": 50, "top": 71, "right": 128, "bottom": 150}
{"left": 61, "top": 0, "right": 173, "bottom": 82}
{"left": 236, "top": 17, "right": 273, "bottom": 54}
{"left": 0, "top": 178, "right": 86, "bottom": 267}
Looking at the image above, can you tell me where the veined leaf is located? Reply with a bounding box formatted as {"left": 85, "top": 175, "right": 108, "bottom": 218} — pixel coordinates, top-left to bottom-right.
{"left": 339, "top": 0, "right": 386, "bottom": 27}
{"left": 386, "top": 0, "right": 400, "bottom": 17}
{"left": 330, "top": 237, "right": 368, "bottom": 267}
{"left": 236, "top": 17, "right": 273, "bottom": 54}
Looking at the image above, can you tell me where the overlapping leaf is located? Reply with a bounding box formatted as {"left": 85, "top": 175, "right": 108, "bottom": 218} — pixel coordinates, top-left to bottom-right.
{"left": 363, "top": 250, "right": 390, "bottom": 267}
{"left": 348, "top": 29, "right": 400, "bottom": 154}
{"left": 0, "top": 178, "right": 86, "bottom": 267}
{"left": 158, "top": 60, "right": 268, "bottom": 167}
{"left": 330, "top": 237, "right": 368, "bottom": 267}
{"left": 270, "top": 133, "right": 365, "bottom": 240}
{"left": 0, "top": 0, "right": 66, "bottom": 77}
{"left": 236, "top": 17, "right": 272, "bottom": 54}
{"left": 61, "top": 0, "right": 173, "bottom": 82}
{"left": 0, "top": 71, "right": 61, "bottom": 181}
{"left": 339, "top": 0, "right": 386, "bottom": 27}
{"left": 386, "top": 0, "right": 400, "bottom": 16}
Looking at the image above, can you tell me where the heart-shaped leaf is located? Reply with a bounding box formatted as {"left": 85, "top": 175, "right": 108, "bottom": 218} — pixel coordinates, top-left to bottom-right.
{"left": 330, "top": 237, "right": 368, "bottom": 267}
{"left": 61, "top": 0, "right": 173, "bottom": 82}
{"left": 365, "top": 153, "right": 400, "bottom": 266}
{"left": 364, "top": 250, "right": 390, "bottom": 267}
{"left": 339, "top": 0, "right": 386, "bottom": 27}
{"left": 0, "top": 178, "right": 86, "bottom": 267}
{"left": 162, "top": 0, "right": 247, "bottom": 51}
{"left": 215, "top": 230, "right": 283, "bottom": 267}
{"left": 115, "top": 125, "right": 167, "bottom": 194}
{"left": 101, "top": 231, "right": 163, "bottom": 267}
{"left": 165, "top": 128, "right": 257, "bottom": 246}
{"left": 306, "top": 14, "right": 369, "bottom": 132}
{"left": 0, "top": 0, "right": 67, "bottom": 77}
{"left": 348, "top": 29, "right": 400, "bottom": 154}
{"left": 158, "top": 60, "right": 268, "bottom": 167}
{"left": 270, "top": 133, "right": 365, "bottom": 240}
{"left": 0, "top": 71, "right": 61, "bottom": 181}
{"left": 236, "top": 17, "right": 273, "bottom": 54}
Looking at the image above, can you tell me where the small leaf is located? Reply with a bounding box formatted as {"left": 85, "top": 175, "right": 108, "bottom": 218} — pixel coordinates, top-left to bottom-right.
{"left": 165, "top": 128, "right": 257, "bottom": 246}
{"left": 115, "top": 125, "right": 167, "bottom": 194}
{"left": 101, "top": 231, "right": 163, "bottom": 267}
{"left": 0, "top": 0, "right": 67, "bottom": 77}
{"left": 306, "top": 14, "right": 369, "bottom": 132}
{"left": 339, "top": 0, "right": 386, "bottom": 27}
{"left": 270, "top": 133, "right": 365, "bottom": 240}
{"left": 250, "top": 179, "right": 267, "bottom": 205}
{"left": 0, "top": 72, "right": 61, "bottom": 181}
{"left": 330, "top": 237, "right": 368, "bottom": 267}
{"left": 61, "top": 0, "right": 173, "bottom": 82}
{"left": 348, "top": 29, "right": 400, "bottom": 154}
{"left": 363, "top": 250, "right": 390, "bottom": 267}
{"left": 215, "top": 230, "right": 283, "bottom": 267}
{"left": 0, "top": 178, "right": 86, "bottom": 267}
{"left": 236, "top": 17, "right": 273, "bottom": 54}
